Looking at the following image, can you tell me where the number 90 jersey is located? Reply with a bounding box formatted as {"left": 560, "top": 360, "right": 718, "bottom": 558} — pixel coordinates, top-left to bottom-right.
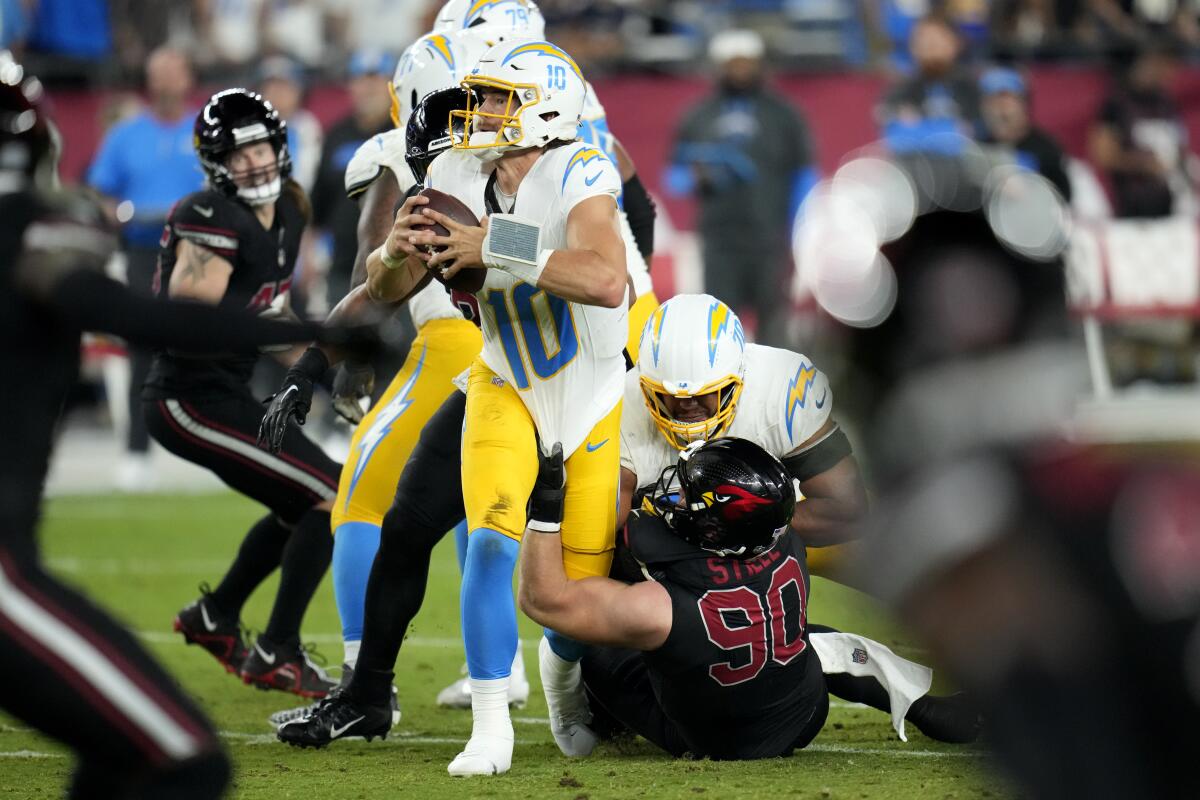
{"left": 424, "top": 142, "right": 628, "bottom": 456}
{"left": 620, "top": 344, "right": 833, "bottom": 489}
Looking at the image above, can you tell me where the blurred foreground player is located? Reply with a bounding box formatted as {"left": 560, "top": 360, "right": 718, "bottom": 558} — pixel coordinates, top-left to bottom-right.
{"left": 519, "top": 438, "right": 977, "bottom": 759}
{"left": 145, "top": 89, "right": 340, "bottom": 698}
{"left": 0, "top": 55, "right": 349, "bottom": 799}
{"left": 850, "top": 203, "right": 1200, "bottom": 798}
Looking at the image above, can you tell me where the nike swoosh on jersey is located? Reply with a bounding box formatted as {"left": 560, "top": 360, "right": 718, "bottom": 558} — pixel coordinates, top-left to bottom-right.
{"left": 192, "top": 205, "right": 214, "bottom": 218}
{"left": 330, "top": 716, "right": 366, "bottom": 738}
{"left": 200, "top": 603, "right": 218, "bottom": 632}
{"left": 584, "top": 173, "right": 601, "bottom": 186}
{"left": 815, "top": 388, "right": 828, "bottom": 409}
{"left": 254, "top": 641, "right": 276, "bottom": 665}
{"left": 585, "top": 438, "right": 609, "bottom": 452}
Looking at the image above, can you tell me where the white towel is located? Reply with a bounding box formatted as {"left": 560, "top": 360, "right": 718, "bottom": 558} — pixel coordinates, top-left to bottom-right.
{"left": 810, "top": 631, "right": 933, "bottom": 742}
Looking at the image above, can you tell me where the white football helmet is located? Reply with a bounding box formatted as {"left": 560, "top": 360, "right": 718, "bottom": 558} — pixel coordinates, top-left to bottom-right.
{"left": 637, "top": 294, "right": 747, "bottom": 449}
{"left": 452, "top": 38, "right": 585, "bottom": 161}
{"left": 433, "top": 0, "right": 545, "bottom": 44}
{"left": 389, "top": 31, "right": 491, "bottom": 129}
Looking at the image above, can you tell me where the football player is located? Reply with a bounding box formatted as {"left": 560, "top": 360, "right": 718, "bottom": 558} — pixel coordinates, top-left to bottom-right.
{"left": 425, "top": 0, "right": 658, "bottom": 711}
{"left": 0, "top": 56, "right": 357, "bottom": 798}
{"left": 260, "top": 31, "right": 491, "bottom": 729}
{"left": 620, "top": 293, "right": 868, "bottom": 571}
{"left": 147, "top": 89, "right": 342, "bottom": 698}
{"left": 520, "top": 438, "right": 980, "bottom": 759}
{"left": 346, "top": 39, "right": 629, "bottom": 776}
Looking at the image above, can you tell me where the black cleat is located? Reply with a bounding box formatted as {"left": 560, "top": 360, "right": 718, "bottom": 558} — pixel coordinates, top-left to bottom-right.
{"left": 268, "top": 664, "right": 402, "bottom": 729}
{"left": 173, "top": 585, "right": 247, "bottom": 675}
{"left": 908, "top": 692, "right": 984, "bottom": 744}
{"left": 240, "top": 635, "right": 337, "bottom": 699}
{"left": 277, "top": 689, "right": 393, "bottom": 749}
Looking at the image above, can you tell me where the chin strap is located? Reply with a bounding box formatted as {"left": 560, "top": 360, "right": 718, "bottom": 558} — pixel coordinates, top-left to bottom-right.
{"left": 238, "top": 175, "right": 282, "bottom": 206}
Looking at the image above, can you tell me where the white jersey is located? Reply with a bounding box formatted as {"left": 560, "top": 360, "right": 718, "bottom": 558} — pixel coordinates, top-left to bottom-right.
{"left": 342, "top": 128, "right": 462, "bottom": 332}
{"left": 578, "top": 82, "right": 652, "bottom": 298}
{"left": 620, "top": 344, "right": 833, "bottom": 487}
{"left": 425, "top": 141, "right": 628, "bottom": 456}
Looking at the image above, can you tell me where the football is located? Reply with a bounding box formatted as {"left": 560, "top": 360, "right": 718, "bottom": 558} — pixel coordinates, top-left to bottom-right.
{"left": 414, "top": 187, "right": 487, "bottom": 294}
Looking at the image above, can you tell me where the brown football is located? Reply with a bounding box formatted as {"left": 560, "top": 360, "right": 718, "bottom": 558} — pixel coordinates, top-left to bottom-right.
{"left": 414, "top": 187, "right": 487, "bottom": 294}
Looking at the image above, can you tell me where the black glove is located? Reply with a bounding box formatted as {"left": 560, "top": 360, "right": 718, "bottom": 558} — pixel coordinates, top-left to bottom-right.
{"left": 257, "top": 347, "right": 329, "bottom": 453}
{"left": 331, "top": 361, "right": 375, "bottom": 424}
{"left": 527, "top": 440, "right": 565, "bottom": 533}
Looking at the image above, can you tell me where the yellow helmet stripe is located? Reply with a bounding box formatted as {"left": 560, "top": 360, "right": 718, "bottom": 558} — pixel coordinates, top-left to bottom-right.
{"left": 501, "top": 41, "right": 584, "bottom": 85}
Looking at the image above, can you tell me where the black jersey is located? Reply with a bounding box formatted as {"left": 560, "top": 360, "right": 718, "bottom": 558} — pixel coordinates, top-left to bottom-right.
{"left": 144, "top": 188, "right": 305, "bottom": 398}
{"left": 0, "top": 190, "right": 114, "bottom": 532}
{"left": 622, "top": 511, "right": 824, "bottom": 759}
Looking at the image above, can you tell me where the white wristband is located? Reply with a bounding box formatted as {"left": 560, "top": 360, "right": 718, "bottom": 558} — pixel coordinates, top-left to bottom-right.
{"left": 483, "top": 213, "right": 548, "bottom": 284}
{"left": 527, "top": 519, "right": 562, "bottom": 533}
{"left": 376, "top": 244, "right": 405, "bottom": 271}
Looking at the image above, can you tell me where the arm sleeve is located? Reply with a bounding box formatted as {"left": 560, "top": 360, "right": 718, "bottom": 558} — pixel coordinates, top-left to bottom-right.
{"left": 781, "top": 425, "right": 853, "bottom": 482}
{"left": 621, "top": 173, "right": 656, "bottom": 260}
{"left": 170, "top": 196, "right": 240, "bottom": 260}
{"left": 49, "top": 268, "right": 321, "bottom": 351}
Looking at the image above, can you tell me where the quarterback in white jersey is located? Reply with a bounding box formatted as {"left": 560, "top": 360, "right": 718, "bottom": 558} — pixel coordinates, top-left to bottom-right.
{"left": 619, "top": 294, "right": 868, "bottom": 574}
{"left": 364, "top": 39, "right": 628, "bottom": 776}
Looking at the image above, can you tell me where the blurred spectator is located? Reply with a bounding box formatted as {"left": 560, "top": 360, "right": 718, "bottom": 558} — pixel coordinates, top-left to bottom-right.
{"left": 666, "top": 29, "right": 816, "bottom": 343}
{"left": 110, "top": 1, "right": 178, "bottom": 83}
{"left": 312, "top": 49, "right": 395, "bottom": 306}
{"left": 1089, "top": 0, "right": 1197, "bottom": 49}
{"left": 864, "top": 0, "right": 989, "bottom": 72}
{"left": 879, "top": 14, "right": 980, "bottom": 155}
{"left": 262, "top": 0, "right": 331, "bottom": 70}
{"left": 989, "top": 0, "right": 1090, "bottom": 58}
{"left": 1088, "top": 43, "right": 1193, "bottom": 218}
{"left": 0, "top": 0, "right": 31, "bottom": 53}
{"left": 326, "top": 0, "right": 429, "bottom": 61}
{"left": 193, "top": 0, "right": 265, "bottom": 80}
{"left": 977, "top": 66, "right": 1072, "bottom": 200}
{"left": 86, "top": 47, "right": 202, "bottom": 490}
{"left": 542, "top": 0, "right": 629, "bottom": 74}
{"left": 258, "top": 56, "right": 322, "bottom": 191}
{"left": 24, "top": 0, "right": 111, "bottom": 84}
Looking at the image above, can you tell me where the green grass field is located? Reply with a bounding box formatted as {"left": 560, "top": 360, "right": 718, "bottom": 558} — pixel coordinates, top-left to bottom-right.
{"left": 1, "top": 493, "right": 1005, "bottom": 799}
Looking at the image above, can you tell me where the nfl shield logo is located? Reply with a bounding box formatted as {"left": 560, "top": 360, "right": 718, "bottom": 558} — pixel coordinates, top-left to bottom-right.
{"left": 851, "top": 648, "right": 868, "bottom": 665}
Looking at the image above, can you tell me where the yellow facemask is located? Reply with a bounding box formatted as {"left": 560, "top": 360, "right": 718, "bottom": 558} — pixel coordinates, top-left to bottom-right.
{"left": 451, "top": 76, "right": 542, "bottom": 152}
{"left": 639, "top": 374, "right": 744, "bottom": 451}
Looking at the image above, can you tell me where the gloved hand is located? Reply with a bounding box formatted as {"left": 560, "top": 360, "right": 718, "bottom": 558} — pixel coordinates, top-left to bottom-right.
{"left": 528, "top": 440, "right": 565, "bottom": 533}
{"left": 331, "top": 361, "right": 375, "bottom": 425}
{"left": 257, "top": 347, "right": 329, "bottom": 453}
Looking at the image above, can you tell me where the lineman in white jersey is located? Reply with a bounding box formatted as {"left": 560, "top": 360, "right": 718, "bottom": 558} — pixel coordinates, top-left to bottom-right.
{"left": 620, "top": 294, "right": 869, "bottom": 579}
{"left": 364, "top": 39, "right": 628, "bottom": 776}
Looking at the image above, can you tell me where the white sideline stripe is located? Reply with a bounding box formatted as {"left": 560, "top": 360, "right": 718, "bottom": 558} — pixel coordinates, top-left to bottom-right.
{"left": 48, "top": 557, "right": 230, "bottom": 576}
{"left": 808, "top": 743, "right": 981, "bottom": 759}
{"left": 0, "top": 750, "right": 66, "bottom": 759}
{"left": 213, "top": 731, "right": 979, "bottom": 758}
{"left": 137, "top": 630, "right": 466, "bottom": 648}
{"left": 164, "top": 399, "right": 335, "bottom": 500}
{"left": 0, "top": 563, "right": 202, "bottom": 760}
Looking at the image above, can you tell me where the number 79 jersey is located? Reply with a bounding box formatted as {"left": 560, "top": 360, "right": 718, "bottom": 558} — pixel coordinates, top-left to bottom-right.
{"left": 424, "top": 142, "right": 628, "bottom": 456}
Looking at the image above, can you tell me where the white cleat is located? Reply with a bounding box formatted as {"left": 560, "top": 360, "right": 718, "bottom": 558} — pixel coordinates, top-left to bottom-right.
{"left": 447, "top": 732, "right": 513, "bottom": 776}
{"left": 539, "top": 637, "right": 599, "bottom": 758}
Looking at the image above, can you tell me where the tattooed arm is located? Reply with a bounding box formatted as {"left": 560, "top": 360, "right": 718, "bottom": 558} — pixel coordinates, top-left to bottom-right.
{"left": 167, "top": 239, "right": 234, "bottom": 305}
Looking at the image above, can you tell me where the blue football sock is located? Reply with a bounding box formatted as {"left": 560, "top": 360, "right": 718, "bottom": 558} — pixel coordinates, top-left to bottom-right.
{"left": 332, "top": 521, "right": 381, "bottom": 644}
{"left": 461, "top": 527, "right": 519, "bottom": 680}
{"left": 544, "top": 628, "right": 585, "bottom": 662}
{"left": 452, "top": 518, "right": 469, "bottom": 574}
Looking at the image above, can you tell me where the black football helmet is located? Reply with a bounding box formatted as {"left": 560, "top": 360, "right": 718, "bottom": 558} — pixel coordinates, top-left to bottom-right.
{"left": 651, "top": 438, "right": 797, "bottom": 558}
{"left": 405, "top": 86, "right": 468, "bottom": 183}
{"left": 194, "top": 88, "right": 291, "bottom": 205}
{"left": 0, "top": 51, "right": 58, "bottom": 192}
